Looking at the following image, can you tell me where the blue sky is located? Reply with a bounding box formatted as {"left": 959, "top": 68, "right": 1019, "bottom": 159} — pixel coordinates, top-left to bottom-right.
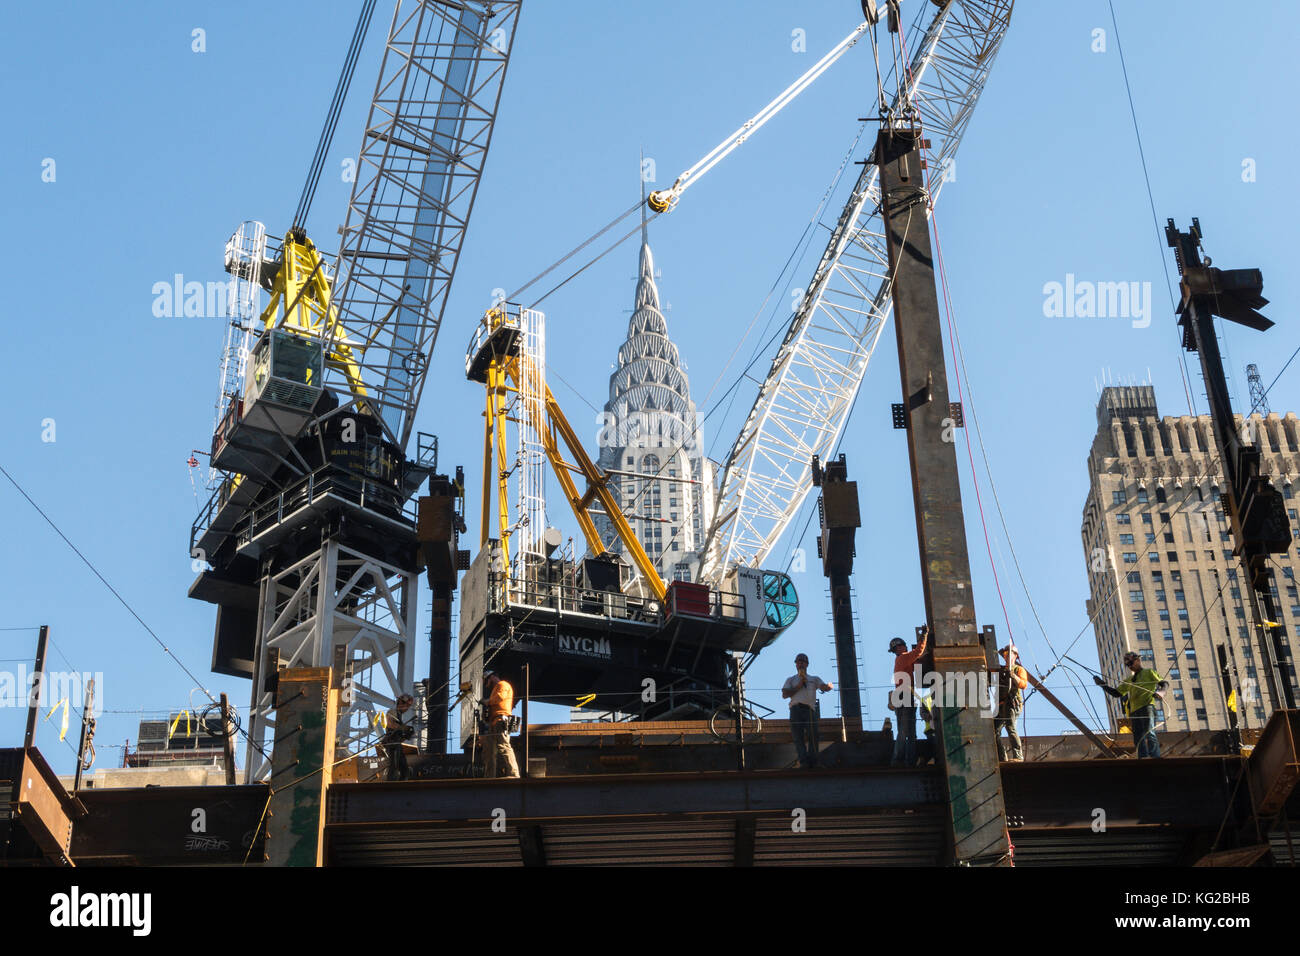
{"left": 2, "top": 1, "right": 1298, "bottom": 771}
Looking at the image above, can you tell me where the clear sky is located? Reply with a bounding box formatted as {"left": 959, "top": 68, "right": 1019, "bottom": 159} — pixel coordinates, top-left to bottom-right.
{"left": 2, "top": 1, "right": 1298, "bottom": 772}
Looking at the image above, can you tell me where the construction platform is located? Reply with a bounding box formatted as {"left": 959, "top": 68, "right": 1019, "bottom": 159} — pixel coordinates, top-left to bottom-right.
{"left": 5, "top": 711, "right": 1298, "bottom": 867}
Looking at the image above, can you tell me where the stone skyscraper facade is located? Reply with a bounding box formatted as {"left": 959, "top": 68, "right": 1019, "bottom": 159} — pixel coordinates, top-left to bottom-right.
{"left": 1081, "top": 385, "right": 1300, "bottom": 735}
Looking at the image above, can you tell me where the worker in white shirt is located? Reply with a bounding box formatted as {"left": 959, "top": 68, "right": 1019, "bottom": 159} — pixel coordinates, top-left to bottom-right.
{"left": 782, "top": 653, "right": 833, "bottom": 768}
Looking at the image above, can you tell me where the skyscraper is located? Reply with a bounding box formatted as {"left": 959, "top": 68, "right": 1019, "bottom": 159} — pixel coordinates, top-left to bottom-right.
{"left": 595, "top": 203, "right": 717, "bottom": 583}
{"left": 1082, "top": 385, "right": 1300, "bottom": 734}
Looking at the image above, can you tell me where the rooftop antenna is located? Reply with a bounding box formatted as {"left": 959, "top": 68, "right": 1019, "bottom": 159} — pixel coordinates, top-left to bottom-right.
{"left": 1247, "top": 362, "right": 1270, "bottom": 415}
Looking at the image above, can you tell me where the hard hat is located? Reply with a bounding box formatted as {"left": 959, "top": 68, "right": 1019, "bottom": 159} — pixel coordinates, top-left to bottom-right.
{"left": 889, "top": 637, "right": 907, "bottom": 652}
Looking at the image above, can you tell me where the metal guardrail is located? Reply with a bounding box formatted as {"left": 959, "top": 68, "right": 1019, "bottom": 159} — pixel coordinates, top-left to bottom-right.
{"left": 485, "top": 572, "right": 750, "bottom": 627}
{"left": 233, "top": 463, "right": 414, "bottom": 552}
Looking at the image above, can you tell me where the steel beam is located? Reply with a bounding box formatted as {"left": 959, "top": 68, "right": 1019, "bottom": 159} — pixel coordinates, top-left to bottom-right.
{"left": 876, "top": 125, "right": 1010, "bottom": 866}
{"left": 326, "top": 767, "right": 944, "bottom": 826}
{"left": 266, "top": 667, "right": 339, "bottom": 866}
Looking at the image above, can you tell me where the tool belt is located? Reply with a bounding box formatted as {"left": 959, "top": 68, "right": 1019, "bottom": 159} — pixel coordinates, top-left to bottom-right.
{"left": 486, "top": 714, "right": 521, "bottom": 734}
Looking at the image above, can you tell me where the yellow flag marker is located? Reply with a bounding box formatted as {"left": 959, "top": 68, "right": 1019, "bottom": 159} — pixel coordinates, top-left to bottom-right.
{"left": 576, "top": 693, "right": 597, "bottom": 708}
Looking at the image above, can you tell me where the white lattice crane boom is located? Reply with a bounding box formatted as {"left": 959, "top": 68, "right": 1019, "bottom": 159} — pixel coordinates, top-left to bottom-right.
{"left": 699, "top": 0, "right": 1014, "bottom": 584}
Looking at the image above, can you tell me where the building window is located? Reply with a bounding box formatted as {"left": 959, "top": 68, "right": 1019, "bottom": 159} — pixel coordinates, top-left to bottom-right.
{"left": 1117, "top": 513, "right": 1132, "bottom": 525}
{"left": 1154, "top": 589, "right": 1166, "bottom": 602}
{"left": 1169, "top": 667, "right": 1181, "bottom": 679}
{"left": 1113, "top": 490, "right": 1127, "bottom": 505}
{"left": 1150, "top": 552, "right": 1161, "bottom": 563}
{"left": 1126, "top": 571, "right": 1141, "bottom": 584}
{"left": 1161, "top": 628, "right": 1173, "bottom": 640}
{"left": 1119, "top": 533, "right": 1135, "bottom": 545}
{"left": 1167, "top": 552, "right": 1177, "bottom": 562}
{"left": 1129, "top": 590, "right": 1143, "bottom": 603}
{"left": 1177, "top": 608, "right": 1188, "bottom": 620}
{"left": 1157, "top": 609, "right": 1169, "bottom": 621}
{"left": 1174, "top": 590, "right": 1185, "bottom": 602}
{"left": 1142, "top": 513, "right": 1153, "bottom": 525}
{"left": 1133, "top": 609, "right": 1147, "bottom": 622}
{"left": 1181, "top": 628, "right": 1193, "bottom": 640}
{"left": 1192, "top": 687, "right": 1204, "bottom": 700}
{"left": 1145, "top": 533, "right": 1156, "bottom": 544}
{"left": 1135, "top": 629, "right": 1150, "bottom": 641}
{"left": 1137, "top": 489, "right": 1149, "bottom": 504}
{"left": 1164, "top": 532, "right": 1175, "bottom": 543}
{"left": 1123, "top": 552, "right": 1138, "bottom": 564}
{"left": 1196, "top": 708, "right": 1207, "bottom": 721}
{"left": 1156, "top": 487, "right": 1167, "bottom": 503}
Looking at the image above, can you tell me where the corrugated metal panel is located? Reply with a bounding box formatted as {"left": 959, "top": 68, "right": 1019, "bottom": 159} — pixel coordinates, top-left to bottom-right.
{"left": 754, "top": 810, "right": 945, "bottom": 866}
{"left": 329, "top": 825, "right": 523, "bottom": 866}
{"left": 1268, "top": 829, "right": 1299, "bottom": 866}
{"left": 542, "top": 820, "right": 735, "bottom": 866}
{"left": 1011, "top": 829, "right": 1187, "bottom": 866}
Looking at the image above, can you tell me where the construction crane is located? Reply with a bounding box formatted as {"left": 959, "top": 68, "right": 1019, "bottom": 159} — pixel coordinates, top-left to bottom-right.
{"left": 458, "top": 302, "right": 799, "bottom": 724}
{"left": 450, "top": 1, "right": 1014, "bottom": 727}
{"left": 188, "top": 0, "right": 522, "bottom": 780}
{"left": 698, "top": 0, "right": 1015, "bottom": 584}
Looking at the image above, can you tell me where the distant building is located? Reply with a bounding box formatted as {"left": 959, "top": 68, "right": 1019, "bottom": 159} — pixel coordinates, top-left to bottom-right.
{"left": 62, "top": 712, "right": 233, "bottom": 789}
{"left": 1081, "top": 385, "right": 1300, "bottom": 735}
{"left": 595, "top": 208, "right": 717, "bottom": 583}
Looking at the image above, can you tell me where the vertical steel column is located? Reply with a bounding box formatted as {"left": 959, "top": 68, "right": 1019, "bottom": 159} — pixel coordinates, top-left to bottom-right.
{"left": 266, "top": 667, "right": 339, "bottom": 867}
{"left": 1165, "top": 220, "right": 1294, "bottom": 710}
{"left": 876, "top": 127, "right": 1010, "bottom": 866}
{"left": 24, "top": 625, "right": 49, "bottom": 749}
{"left": 220, "top": 693, "right": 237, "bottom": 785}
{"left": 815, "top": 455, "right": 863, "bottom": 723}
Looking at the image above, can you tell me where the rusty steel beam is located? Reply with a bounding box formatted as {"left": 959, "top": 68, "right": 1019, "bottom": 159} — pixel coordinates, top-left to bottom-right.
{"left": 875, "top": 126, "right": 1009, "bottom": 866}
{"left": 70, "top": 783, "right": 269, "bottom": 864}
{"left": 1247, "top": 709, "right": 1300, "bottom": 818}
{"left": 266, "top": 667, "right": 339, "bottom": 866}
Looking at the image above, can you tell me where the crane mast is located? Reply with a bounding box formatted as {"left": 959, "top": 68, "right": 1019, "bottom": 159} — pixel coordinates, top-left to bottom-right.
{"left": 700, "top": 0, "right": 1014, "bottom": 583}
{"left": 189, "top": 0, "right": 521, "bottom": 780}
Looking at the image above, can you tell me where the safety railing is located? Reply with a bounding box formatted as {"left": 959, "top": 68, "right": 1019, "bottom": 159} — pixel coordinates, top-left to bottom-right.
{"left": 233, "top": 460, "right": 415, "bottom": 552}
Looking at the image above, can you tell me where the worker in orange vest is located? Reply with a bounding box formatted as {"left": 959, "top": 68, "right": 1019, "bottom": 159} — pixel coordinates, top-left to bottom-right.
{"left": 482, "top": 672, "right": 520, "bottom": 778}
{"left": 996, "top": 646, "right": 1028, "bottom": 762}
{"left": 889, "top": 626, "right": 928, "bottom": 767}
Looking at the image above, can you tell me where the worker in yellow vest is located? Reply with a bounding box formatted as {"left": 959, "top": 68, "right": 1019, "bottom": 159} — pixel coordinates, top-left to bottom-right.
{"left": 1094, "top": 651, "right": 1168, "bottom": 758}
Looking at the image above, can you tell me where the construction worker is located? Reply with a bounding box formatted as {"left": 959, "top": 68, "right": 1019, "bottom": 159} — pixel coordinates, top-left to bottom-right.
{"left": 381, "top": 694, "right": 414, "bottom": 781}
{"left": 1094, "top": 651, "right": 1168, "bottom": 759}
{"left": 782, "top": 653, "right": 833, "bottom": 768}
{"left": 996, "top": 645, "right": 1028, "bottom": 762}
{"left": 889, "top": 626, "right": 929, "bottom": 768}
{"left": 482, "top": 671, "right": 520, "bottom": 778}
